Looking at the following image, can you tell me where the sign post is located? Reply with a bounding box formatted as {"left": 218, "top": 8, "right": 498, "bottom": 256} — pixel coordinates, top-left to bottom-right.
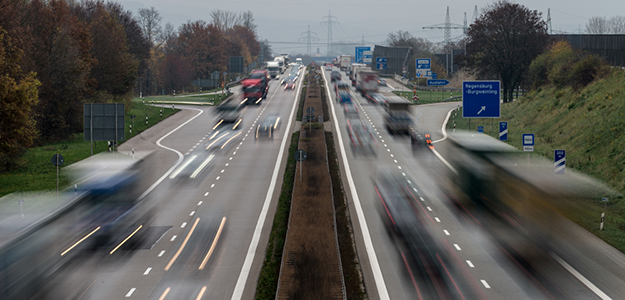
{"left": 51, "top": 154, "right": 64, "bottom": 198}
{"left": 555, "top": 150, "right": 566, "bottom": 175}
{"left": 306, "top": 106, "right": 315, "bottom": 132}
{"left": 499, "top": 122, "right": 508, "bottom": 141}
{"left": 477, "top": 126, "right": 484, "bottom": 133}
{"left": 416, "top": 58, "right": 431, "bottom": 79}
{"left": 376, "top": 57, "right": 387, "bottom": 70}
{"left": 601, "top": 197, "right": 608, "bottom": 230}
{"left": 295, "top": 149, "right": 307, "bottom": 182}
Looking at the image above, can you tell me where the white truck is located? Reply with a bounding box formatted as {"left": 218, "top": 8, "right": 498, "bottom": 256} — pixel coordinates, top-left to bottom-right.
{"left": 340, "top": 55, "right": 351, "bottom": 71}
{"left": 266, "top": 61, "right": 281, "bottom": 79}
{"left": 355, "top": 69, "right": 379, "bottom": 97}
{"left": 274, "top": 57, "right": 286, "bottom": 74}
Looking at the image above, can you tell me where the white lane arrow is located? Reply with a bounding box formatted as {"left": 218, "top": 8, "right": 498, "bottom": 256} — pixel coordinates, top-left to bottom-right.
{"left": 477, "top": 106, "right": 486, "bottom": 114}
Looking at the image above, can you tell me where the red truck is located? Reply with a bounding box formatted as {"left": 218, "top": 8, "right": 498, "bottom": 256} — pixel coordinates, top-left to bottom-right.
{"left": 243, "top": 70, "right": 269, "bottom": 105}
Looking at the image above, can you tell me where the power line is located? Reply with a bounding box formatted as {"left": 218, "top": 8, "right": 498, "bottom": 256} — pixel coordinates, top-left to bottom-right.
{"left": 299, "top": 25, "right": 319, "bottom": 56}
{"left": 423, "top": 6, "right": 469, "bottom": 76}
{"left": 321, "top": 10, "right": 339, "bottom": 57}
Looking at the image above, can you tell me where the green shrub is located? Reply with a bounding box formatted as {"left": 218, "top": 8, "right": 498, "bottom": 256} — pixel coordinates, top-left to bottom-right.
{"left": 571, "top": 54, "right": 608, "bottom": 89}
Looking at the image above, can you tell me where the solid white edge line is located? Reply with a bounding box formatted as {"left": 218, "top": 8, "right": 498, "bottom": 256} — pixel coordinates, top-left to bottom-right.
{"left": 322, "top": 70, "right": 391, "bottom": 299}
{"left": 431, "top": 148, "right": 458, "bottom": 175}
{"left": 432, "top": 105, "right": 458, "bottom": 144}
{"left": 137, "top": 107, "right": 204, "bottom": 201}
{"left": 481, "top": 279, "right": 491, "bottom": 289}
{"left": 550, "top": 252, "right": 612, "bottom": 300}
{"left": 230, "top": 69, "right": 304, "bottom": 300}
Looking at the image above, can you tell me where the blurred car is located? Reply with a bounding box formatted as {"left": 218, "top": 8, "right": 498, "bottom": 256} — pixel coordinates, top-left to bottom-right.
{"left": 366, "top": 92, "right": 387, "bottom": 105}
{"left": 325, "top": 63, "right": 332, "bottom": 71}
{"left": 346, "top": 117, "right": 377, "bottom": 155}
{"left": 214, "top": 102, "right": 242, "bottom": 130}
{"left": 256, "top": 113, "right": 281, "bottom": 138}
{"left": 410, "top": 131, "right": 432, "bottom": 151}
{"left": 284, "top": 79, "right": 296, "bottom": 89}
{"left": 330, "top": 70, "right": 341, "bottom": 82}
{"left": 205, "top": 128, "right": 242, "bottom": 153}
{"left": 337, "top": 90, "right": 352, "bottom": 104}
{"left": 343, "top": 102, "right": 359, "bottom": 117}
{"left": 378, "top": 78, "right": 387, "bottom": 86}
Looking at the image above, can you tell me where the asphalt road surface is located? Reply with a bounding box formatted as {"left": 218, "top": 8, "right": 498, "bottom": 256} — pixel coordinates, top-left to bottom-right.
{"left": 322, "top": 67, "right": 625, "bottom": 300}
{"left": 40, "top": 67, "right": 304, "bottom": 300}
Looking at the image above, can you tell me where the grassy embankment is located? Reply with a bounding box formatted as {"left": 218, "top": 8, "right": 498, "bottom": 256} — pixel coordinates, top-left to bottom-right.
{"left": 0, "top": 100, "right": 178, "bottom": 197}
{"left": 447, "top": 69, "right": 625, "bottom": 252}
{"left": 143, "top": 92, "right": 232, "bottom": 106}
{"left": 393, "top": 90, "right": 462, "bottom": 104}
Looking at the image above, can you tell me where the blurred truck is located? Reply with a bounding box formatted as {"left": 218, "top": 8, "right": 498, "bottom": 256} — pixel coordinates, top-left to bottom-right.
{"left": 242, "top": 70, "right": 269, "bottom": 105}
{"left": 340, "top": 55, "right": 351, "bottom": 71}
{"left": 355, "top": 69, "right": 379, "bottom": 97}
{"left": 266, "top": 61, "right": 281, "bottom": 79}
{"left": 384, "top": 95, "right": 412, "bottom": 135}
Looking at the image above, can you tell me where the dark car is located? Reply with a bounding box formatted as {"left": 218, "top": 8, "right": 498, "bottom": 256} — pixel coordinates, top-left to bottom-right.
{"left": 378, "top": 78, "right": 387, "bottom": 86}
{"left": 330, "top": 71, "right": 341, "bottom": 82}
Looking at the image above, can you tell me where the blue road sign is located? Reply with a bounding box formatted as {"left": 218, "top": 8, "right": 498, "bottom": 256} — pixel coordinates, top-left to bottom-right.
{"left": 499, "top": 122, "right": 508, "bottom": 141}
{"left": 427, "top": 79, "right": 450, "bottom": 86}
{"left": 416, "top": 58, "right": 431, "bottom": 70}
{"left": 462, "top": 81, "right": 501, "bottom": 118}
{"left": 477, "top": 126, "right": 484, "bottom": 133}
{"left": 376, "top": 57, "right": 387, "bottom": 63}
{"left": 522, "top": 133, "right": 534, "bottom": 146}
{"left": 432, "top": 73, "right": 437, "bottom": 79}
{"left": 355, "top": 47, "right": 370, "bottom": 63}
{"left": 555, "top": 150, "right": 566, "bottom": 174}
{"left": 377, "top": 63, "right": 387, "bottom": 70}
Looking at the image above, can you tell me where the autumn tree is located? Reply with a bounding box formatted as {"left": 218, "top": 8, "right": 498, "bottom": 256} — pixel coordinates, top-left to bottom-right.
{"left": 175, "top": 20, "right": 226, "bottom": 78}
{"left": 25, "top": 0, "right": 94, "bottom": 142}
{"left": 159, "top": 54, "right": 193, "bottom": 93}
{"left": 462, "top": 0, "right": 548, "bottom": 102}
{"left": 0, "top": 30, "right": 41, "bottom": 170}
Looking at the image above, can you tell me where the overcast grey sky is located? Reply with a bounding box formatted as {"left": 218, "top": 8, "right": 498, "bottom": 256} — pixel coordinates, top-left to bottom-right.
{"left": 118, "top": 0, "right": 623, "bottom": 55}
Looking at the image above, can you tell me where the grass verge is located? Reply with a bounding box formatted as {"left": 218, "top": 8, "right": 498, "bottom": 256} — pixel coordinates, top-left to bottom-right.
{"left": 326, "top": 131, "right": 366, "bottom": 299}
{"left": 296, "top": 85, "right": 307, "bottom": 121}
{"left": 393, "top": 90, "right": 462, "bottom": 104}
{"left": 445, "top": 69, "right": 625, "bottom": 253}
{"left": 0, "top": 100, "right": 178, "bottom": 197}
{"left": 255, "top": 131, "right": 300, "bottom": 300}
{"left": 143, "top": 93, "right": 233, "bottom": 106}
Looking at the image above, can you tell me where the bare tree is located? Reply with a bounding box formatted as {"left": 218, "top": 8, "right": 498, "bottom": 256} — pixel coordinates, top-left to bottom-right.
{"left": 138, "top": 7, "right": 161, "bottom": 45}
{"left": 387, "top": 30, "right": 433, "bottom": 55}
{"left": 240, "top": 10, "right": 257, "bottom": 33}
{"left": 210, "top": 10, "right": 241, "bottom": 32}
{"left": 158, "top": 22, "right": 176, "bottom": 48}
{"left": 609, "top": 15, "right": 625, "bottom": 33}
{"left": 585, "top": 16, "right": 609, "bottom": 34}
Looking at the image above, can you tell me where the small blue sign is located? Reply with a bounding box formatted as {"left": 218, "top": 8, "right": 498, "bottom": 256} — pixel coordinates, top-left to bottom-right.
{"left": 427, "top": 79, "right": 450, "bottom": 86}
{"left": 377, "top": 63, "right": 387, "bottom": 70}
{"left": 555, "top": 150, "right": 566, "bottom": 175}
{"left": 376, "top": 57, "right": 387, "bottom": 63}
{"left": 522, "top": 133, "right": 534, "bottom": 146}
{"left": 462, "top": 81, "right": 501, "bottom": 118}
{"left": 499, "top": 122, "right": 508, "bottom": 141}
{"left": 477, "top": 126, "right": 484, "bottom": 133}
{"left": 432, "top": 73, "right": 437, "bottom": 79}
{"left": 416, "top": 58, "right": 431, "bottom": 70}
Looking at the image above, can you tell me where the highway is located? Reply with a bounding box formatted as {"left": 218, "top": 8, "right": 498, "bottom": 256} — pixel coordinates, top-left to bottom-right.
{"left": 321, "top": 68, "right": 625, "bottom": 300}
{"left": 38, "top": 67, "right": 304, "bottom": 300}
{"left": 15, "top": 64, "right": 625, "bottom": 300}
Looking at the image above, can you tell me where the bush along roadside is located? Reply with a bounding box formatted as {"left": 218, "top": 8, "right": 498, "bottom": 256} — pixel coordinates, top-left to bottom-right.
{"left": 255, "top": 131, "right": 300, "bottom": 300}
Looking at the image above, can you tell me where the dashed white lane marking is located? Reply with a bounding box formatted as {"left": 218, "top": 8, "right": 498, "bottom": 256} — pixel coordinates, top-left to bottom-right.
{"left": 181, "top": 222, "right": 187, "bottom": 228}
{"left": 413, "top": 188, "right": 418, "bottom": 192}
{"left": 185, "top": 152, "right": 190, "bottom": 155}
{"left": 204, "top": 192, "right": 208, "bottom": 196}
{"left": 216, "top": 176, "right": 220, "bottom": 180}
{"left": 170, "top": 235, "right": 177, "bottom": 242}
{"left": 189, "top": 148, "right": 194, "bottom": 152}
{"left": 466, "top": 260, "right": 474, "bottom": 268}
{"left": 192, "top": 145, "right": 197, "bottom": 149}
{"left": 225, "top": 163, "right": 229, "bottom": 167}
{"left": 387, "top": 149, "right": 390, "bottom": 152}
{"left": 390, "top": 154, "right": 394, "bottom": 157}
{"left": 398, "top": 166, "right": 402, "bottom": 170}
{"left": 402, "top": 173, "right": 406, "bottom": 176}
{"left": 454, "top": 244, "right": 462, "bottom": 251}
{"left": 435, "top": 217, "right": 441, "bottom": 222}
{"left": 158, "top": 250, "right": 165, "bottom": 257}
{"left": 125, "top": 288, "right": 136, "bottom": 297}
{"left": 233, "top": 151, "right": 237, "bottom": 155}
{"left": 381, "top": 139, "right": 385, "bottom": 142}
{"left": 211, "top": 184, "right": 215, "bottom": 188}
{"left": 444, "top": 230, "right": 450, "bottom": 236}
{"left": 427, "top": 206, "right": 432, "bottom": 211}
{"left": 481, "top": 280, "right": 491, "bottom": 289}
{"left": 384, "top": 144, "right": 388, "bottom": 147}
{"left": 229, "top": 157, "right": 233, "bottom": 160}
{"left": 419, "top": 196, "right": 424, "bottom": 201}
{"left": 195, "top": 143, "right": 200, "bottom": 146}
{"left": 143, "top": 267, "right": 152, "bottom": 275}
{"left": 394, "top": 160, "right": 398, "bottom": 163}
{"left": 190, "top": 211, "right": 195, "bottom": 216}
{"left": 221, "top": 169, "right": 225, "bottom": 173}
{"left": 198, "top": 201, "right": 203, "bottom": 205}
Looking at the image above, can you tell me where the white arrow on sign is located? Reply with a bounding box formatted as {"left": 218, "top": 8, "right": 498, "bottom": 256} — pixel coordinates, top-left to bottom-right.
{"left": 477, "top": 106, "right": 486, "bottom": 114}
